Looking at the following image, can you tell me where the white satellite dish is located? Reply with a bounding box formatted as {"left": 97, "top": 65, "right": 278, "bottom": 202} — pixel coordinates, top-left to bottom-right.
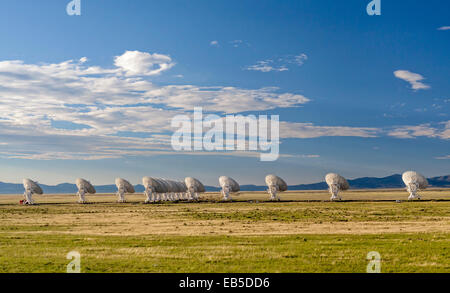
{"left": 265, "top": 175, "right": 287, "bottom": 201}
{"left": 143, "top": 177, "right": 188, "bottom": 203}
{"left": 185, "top": 177, "right": 205, "bottom": 201}
{"left": 402, "top": 171, "right": 428, "bottom": 200}
{"left": 325, "top": 173, "right": 349, "bottom": 201}
{"left": 75, "top": 178, "right": 96, "bottom": 204}
{"left": 115, "top": 178, "right": 135, "bottom": 203}
{"left": 219, "top": 176, "right": 240, "bottom": 201}
{"left": 22, "top": 179, "right": 43, "bottom": 205}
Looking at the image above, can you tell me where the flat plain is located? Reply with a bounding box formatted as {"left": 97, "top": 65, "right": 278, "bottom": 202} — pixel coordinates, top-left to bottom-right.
{"left": 0, "top": 189, "right": 449, "bottom": 273}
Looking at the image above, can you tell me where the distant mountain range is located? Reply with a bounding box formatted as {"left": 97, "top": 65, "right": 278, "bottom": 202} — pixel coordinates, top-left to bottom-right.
{"left": 1, "top": 174, "right": 449, "bottom": 194}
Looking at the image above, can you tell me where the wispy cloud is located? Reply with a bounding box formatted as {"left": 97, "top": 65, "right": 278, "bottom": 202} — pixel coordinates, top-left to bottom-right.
{"left": 230, "top": 40, "right": 246, "bottom": 47}
{"left": 209, "top": 39, "right": 249, "bottom": 48}
{"left": 435, "top": 155, "right": 450, "bottom": 160}
{"left": 245, "top": 60, "right": 288, "bottom": 72}
{"left": 280, "top": 122, "right": 379, "bottom": 138}
{"left": 394, "top": 70, "right": 430, "bottom": 90}
{"left": 292, "top": 54, "right": 308, "bottom": 66}
{"left": 388, "top": 125, "right": 437, "bottom": 139}
{"left": 245, "top": 54, "right": 308, "bottom": 73}
{"left": 387, "top": 122, "right": 450, "bottom": 139}
{"left": 437, "top": 26, "right": 450, "bottom": 31}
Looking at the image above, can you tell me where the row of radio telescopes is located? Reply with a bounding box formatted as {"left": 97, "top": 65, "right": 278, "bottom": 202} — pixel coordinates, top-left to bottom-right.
{"left": 20, "top": 171, "right": 428, "bottom": 205}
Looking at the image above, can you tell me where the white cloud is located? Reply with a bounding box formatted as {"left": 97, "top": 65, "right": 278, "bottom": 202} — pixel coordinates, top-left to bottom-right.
{"left": 388, "top": 126, "right": 436, "bottom": 139}
{"left": 435, "top": 155, "right": 450, "bottom": 160}
{"left": 437, "top": 26, "right": 450, "bottom": 31}
{"left": 440, "top": 121, "right": 450, "bottom": 139}
{"left": 230, "top": 40, "right": 243, "bottom": 47}
{"left": 394, "top": 70, "right": 430, "bottom": 90}
{"left": 0, "top": 53, "right": 313, "bottom": 160}
{"left": 280, "top": 122, "right": 379, "bottom": 138}
{"left": 210, "top": 40, "right": 219, "bottom": 46}
{"left": 387, "top": 122, "right": 450, "bottom": 139}
{"left": 114, "top": 50, "right": 175, "bottom": 76}
{"left": 144, "top": 85, "right": 309, "bottom": 113}
{"left": 293, "top": 154, "right": 320, "bottom": 158}
{"left": 0, "top": 53, "right": 447, "bottom": 161}
{"left": 292, "top": 54, "right": 308, "bottom": 66}
{"left": 245, "top": 60, "right": 288, "bottom": 72}
{"left": 245, "top": 54, "right": 308, "bottom": 73}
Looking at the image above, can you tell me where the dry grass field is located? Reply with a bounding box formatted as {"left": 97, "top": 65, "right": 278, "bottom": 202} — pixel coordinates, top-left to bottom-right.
{"left": 0, "top": 189, "right": 449, "bottom": 273}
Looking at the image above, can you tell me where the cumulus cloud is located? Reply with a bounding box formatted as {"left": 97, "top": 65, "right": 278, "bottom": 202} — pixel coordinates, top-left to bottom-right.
{"left": 0, "top": 53, "right": 313, "bottom": 160}
{"left": 114, "top": 50, "right": 175, "bottom": 76}
{"left": 394, "top": 70, "right": 430, "bottom": 90}
{"left": 0, "top": 53, "right": 446, "bottom": 161}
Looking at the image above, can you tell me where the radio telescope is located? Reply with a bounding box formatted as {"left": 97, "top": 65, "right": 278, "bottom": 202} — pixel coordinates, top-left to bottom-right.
{"left": 75, "top": 178, "right": 96, "bottom": 204}
{"left": 402, "top": 171, "right": 428, "bottom": 200}
{"left": 143, "top": 177, "right": 159, "bottom": 203}
{"left": 143, "top": 177, "right": 187, "bottom": 203}
{"left": 22, "top": 179, "right": 43, "bottom": 205}
{"left": 265, "top": 175, "right": 287, "bottom": 201}
{"left": 156, "top": 178, "right": 170, "bottom": 201}
{"left": 115, "top": 178, "right": 135, "bottom": 203}
{"left": 219, "top": 176, "right": 240, "bottom": 201}
{"left": 185, "top": 177, "right": 205, "bottom": 201}
{"left": 325, "top": 173, "right": 349, "bottom": 201}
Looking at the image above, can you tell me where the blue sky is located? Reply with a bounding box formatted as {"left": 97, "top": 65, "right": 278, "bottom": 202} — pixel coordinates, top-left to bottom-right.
{"left": 0, "top": 0, "right": 448, "bottom": 186}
